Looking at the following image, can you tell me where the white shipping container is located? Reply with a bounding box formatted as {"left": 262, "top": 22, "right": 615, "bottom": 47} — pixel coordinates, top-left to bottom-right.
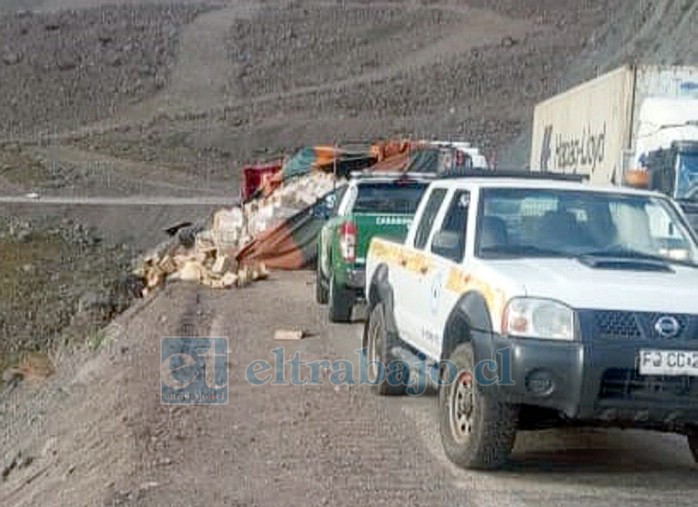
{"left": 530, "top": 65, "right": 698, "bottom": 185}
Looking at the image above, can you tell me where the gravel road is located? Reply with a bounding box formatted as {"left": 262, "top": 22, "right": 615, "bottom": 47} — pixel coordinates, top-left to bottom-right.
{"left": 3, "top": 272, "right": 696, "bottom": 506}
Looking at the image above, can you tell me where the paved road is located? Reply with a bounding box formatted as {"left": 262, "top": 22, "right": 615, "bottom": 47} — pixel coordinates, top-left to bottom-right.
{"left": 0, "top": 196, "right": 237, "bottom": 251}
{"left": 0, "top": 195, "right": 237, "bottom": 206}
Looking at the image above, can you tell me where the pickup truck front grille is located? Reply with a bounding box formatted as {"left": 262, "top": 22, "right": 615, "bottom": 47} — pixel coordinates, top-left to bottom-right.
{"left": 599, "top": 368, "right": 698, "bottom": 401}
{"left": 592, "top": 311, "right": 695, "bottom": 341}
{"left": 595, "top": 311, "right": 641, "bottom": 340}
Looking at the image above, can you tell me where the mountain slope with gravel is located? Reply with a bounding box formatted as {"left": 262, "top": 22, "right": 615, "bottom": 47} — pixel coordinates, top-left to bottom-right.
{"left": 0, "top": 4, "right": 209, "bottom": 140}
{"left": 1, "top": 1, "right": 698, "bottom": 506}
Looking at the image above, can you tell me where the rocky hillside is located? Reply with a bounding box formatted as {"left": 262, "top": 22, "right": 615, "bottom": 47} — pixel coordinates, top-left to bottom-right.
{"left": 500, "top": 0, "right": 698, "bottom": 166}
{"left": 0, "top": 0, "right": 696, "bottom": 384}
{"left": 0, "top": 4, "right": 208, "bottom": 140}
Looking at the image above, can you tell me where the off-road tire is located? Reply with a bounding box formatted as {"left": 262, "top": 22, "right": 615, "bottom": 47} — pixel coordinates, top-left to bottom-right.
{"left": 439, "top": 343, "right": 518, "bottom": 470}
{"left": 328, "top": 274, "right": 352, "bottom": 322}
{"left": 688, "top": 428, "right": 698, "bottom": 464}
{"left": 364, "top": 303, "right": 408, "bottom": 395}
{"left": 316, "top": 260, "right": 328, "bottom": 305}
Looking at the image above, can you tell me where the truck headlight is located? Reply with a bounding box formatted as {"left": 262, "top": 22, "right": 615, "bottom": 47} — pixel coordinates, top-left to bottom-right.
{"left": 502, "top": 298, "right": 576, "bottom": 341}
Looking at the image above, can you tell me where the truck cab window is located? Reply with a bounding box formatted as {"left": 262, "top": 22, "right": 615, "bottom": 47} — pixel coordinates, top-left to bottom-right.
{"left": 414, "top": 189, "right": 447, "bottom": 249}
{"left": 431, "top": 190, "right": 470, "bottom": 262}
{"left": 676, "top": 152, "right": 698, "bottom": 200}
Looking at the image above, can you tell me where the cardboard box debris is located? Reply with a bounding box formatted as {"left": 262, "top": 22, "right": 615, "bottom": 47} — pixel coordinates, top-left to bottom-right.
{"left": 180, "top": 261, "right": 205, "bottom": 282}
{"left": 158, "top": 255, "right": 177, "bottom": 274}
{"left": 236, "top": 266, "right": 252, "bottom": 287}
{"left": 251, "top": 263, "right": 270, "bottom": 281}
{"left": 211, "top": 254, "right": 229, "bottom": 275}
{"left": 146, "top": 266, "right": 165, "bottom": 288}
{"left": 221, "top": 272, "right": 238, "bottom": 288}
{"left": 274, "top": 329, "right": 305, "bottom": 341}
{"left": 133, "top": 170, "right": 336, "bottom": 294}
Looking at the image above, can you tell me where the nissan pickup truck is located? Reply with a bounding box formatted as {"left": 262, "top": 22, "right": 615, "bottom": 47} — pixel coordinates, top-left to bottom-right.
{"left": 316, "top": 172, "right": 430, "bottom": 322}
{"left": 364, "top": 173, "right": 698, "bottom": 470}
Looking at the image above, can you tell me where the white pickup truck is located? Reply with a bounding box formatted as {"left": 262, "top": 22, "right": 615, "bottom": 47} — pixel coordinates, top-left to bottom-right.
{"left": 364, "top": 173, "right": 698, "bottom": 470}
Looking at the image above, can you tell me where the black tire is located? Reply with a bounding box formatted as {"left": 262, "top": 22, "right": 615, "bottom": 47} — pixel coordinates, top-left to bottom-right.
{"left": 439, "top": 343, "right": 518, "bottom": 470}
{"left": 688, "top": 428, "right": 698, "bottom": 464}
{"left": 316, "top": 260, "right": 328, "bottom": 305}
{"left": 328, "top": 274, "right": 353, "bottom": 322}
{"left": 364, "top": 303, "right": 408, "bottom": 395}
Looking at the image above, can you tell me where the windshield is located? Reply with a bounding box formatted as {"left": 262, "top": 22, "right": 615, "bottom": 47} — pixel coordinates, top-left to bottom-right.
{"left": 675, "top": 152, "right": 698, "bottom": 200}
{"left": 352, "top": 181, "right": 427, "bottom": 214}
{"left": 476, "top": 188, "right": 698, "bottom": 265}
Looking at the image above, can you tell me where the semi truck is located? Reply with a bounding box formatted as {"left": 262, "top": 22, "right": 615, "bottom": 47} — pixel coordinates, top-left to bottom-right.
{"left": 529, "top": 64, "right": 698, "bottom": 228}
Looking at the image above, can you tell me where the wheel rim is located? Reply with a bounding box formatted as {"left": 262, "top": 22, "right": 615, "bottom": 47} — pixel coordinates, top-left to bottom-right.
{"left": 367, "top": 313, "right": 383, "bottom": 383}
{"left": 449, "top": 370, "right": 474, "bottom": 443}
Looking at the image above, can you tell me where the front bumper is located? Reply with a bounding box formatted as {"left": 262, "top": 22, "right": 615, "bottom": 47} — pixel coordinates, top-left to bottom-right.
{"left": 486, "top": 321, "right": 698, "bottom": 430}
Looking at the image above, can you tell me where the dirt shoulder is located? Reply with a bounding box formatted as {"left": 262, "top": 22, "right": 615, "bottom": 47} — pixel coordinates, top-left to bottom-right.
{"left": 1, "top": 273, "right": 458, "bottom": 506}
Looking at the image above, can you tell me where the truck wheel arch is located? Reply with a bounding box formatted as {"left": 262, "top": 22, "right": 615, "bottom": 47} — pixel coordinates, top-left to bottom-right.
{"left": 441, "top": 291, "right": 494, "bottom": 363}
{"left": 365, "top": 264, "right": 399, "bottom": 346}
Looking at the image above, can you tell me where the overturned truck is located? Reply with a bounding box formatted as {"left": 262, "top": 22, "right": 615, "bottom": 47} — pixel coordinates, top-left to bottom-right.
{"left": 135, "top": 139, "right": 488, "bottom": 293}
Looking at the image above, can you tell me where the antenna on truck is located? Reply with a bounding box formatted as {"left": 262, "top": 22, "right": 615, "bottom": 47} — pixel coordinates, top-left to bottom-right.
{"left": 333, "top": 139, "right": 338, "bottom": 191}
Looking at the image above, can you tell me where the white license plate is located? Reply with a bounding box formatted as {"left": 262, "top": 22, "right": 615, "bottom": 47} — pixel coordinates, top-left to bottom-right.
{"left": 638, "top": 350, "right": 698, "bottom": 376}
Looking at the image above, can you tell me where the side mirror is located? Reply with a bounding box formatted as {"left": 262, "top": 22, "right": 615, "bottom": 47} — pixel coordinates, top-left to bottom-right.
{"left": 431, "top": 230, "right": 462, "bottom": 260}
{"left": 324, "top": 194, "right": 337, "bottom": 210}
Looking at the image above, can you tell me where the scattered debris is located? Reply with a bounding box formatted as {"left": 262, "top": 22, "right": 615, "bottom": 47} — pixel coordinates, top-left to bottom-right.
{"left": 163, "top": 221, "right": 193, "bottom": 237}
{"left": 274, "top": 329, "right": 305, "bottom": 341}
{"left": 135, "top": 239, "right": 268, "bottom": 295}
{"left": 133, "top": 171, "right": 332, "bottom": 294}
